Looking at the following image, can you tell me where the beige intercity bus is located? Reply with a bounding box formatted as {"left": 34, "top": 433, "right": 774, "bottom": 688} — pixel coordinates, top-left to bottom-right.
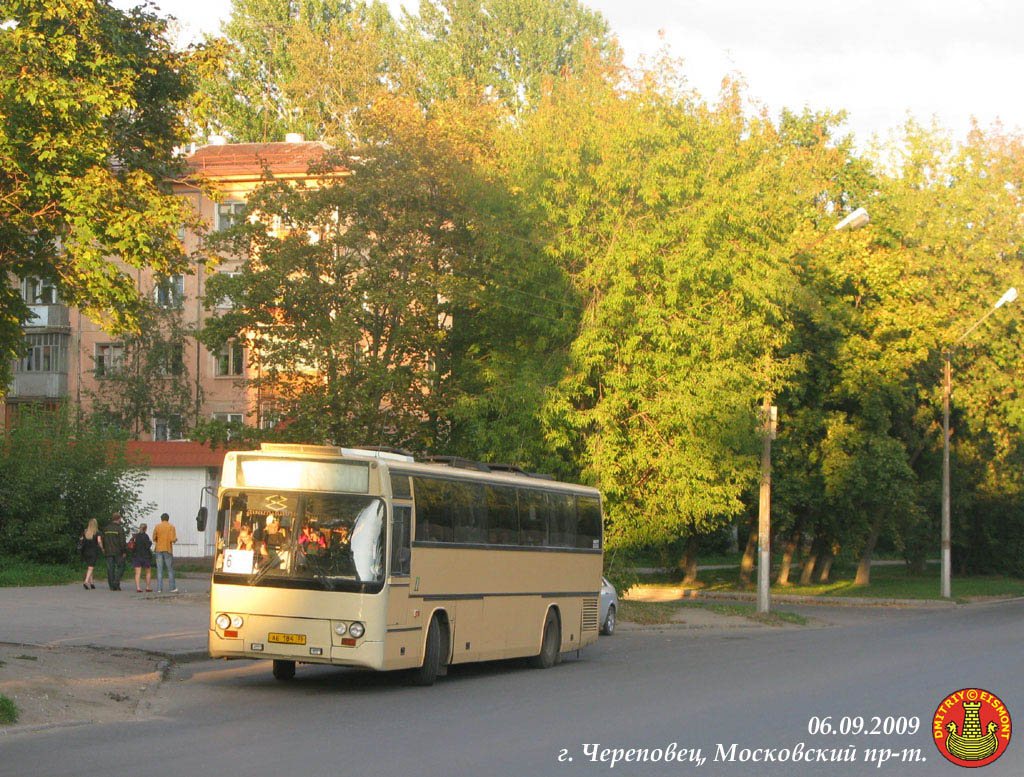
{"left": 201, "top": 443, "right": 604, "bottom": 684}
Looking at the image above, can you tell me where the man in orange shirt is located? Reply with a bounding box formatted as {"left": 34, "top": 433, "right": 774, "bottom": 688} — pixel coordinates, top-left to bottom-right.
{"left": 152, "top": 512, "right": 179, "bottom": 593}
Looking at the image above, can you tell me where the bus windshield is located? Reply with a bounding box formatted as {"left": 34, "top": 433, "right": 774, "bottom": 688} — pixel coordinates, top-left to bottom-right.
{"left": 217, "top": 491, "right": 386, "bottom": 592}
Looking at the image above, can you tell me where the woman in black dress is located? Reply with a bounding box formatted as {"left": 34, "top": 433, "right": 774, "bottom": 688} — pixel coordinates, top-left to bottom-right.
{"left": 131, "top": 523, "right": 153, "bottom": 593}
{"left": 80, "top": 518, "right": 103, "bottom": 590}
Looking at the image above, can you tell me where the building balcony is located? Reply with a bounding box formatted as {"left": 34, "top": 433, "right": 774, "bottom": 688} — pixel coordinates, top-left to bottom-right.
{"left": 8, "top": 371, "right": 68, "bottom": 400}
{"left": 25, "top": 304, "right": 70, "bottom": 330}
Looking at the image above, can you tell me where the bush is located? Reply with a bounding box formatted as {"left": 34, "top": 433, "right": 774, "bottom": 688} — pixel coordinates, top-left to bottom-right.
{"left": 957, "top": 495, "right": 1024, "bottom": 577}
{"left": 0, "top": 405, "right": 146, "bottom": 563}
{"left": 0, "top": 695, "right": 17, "bottom": 725}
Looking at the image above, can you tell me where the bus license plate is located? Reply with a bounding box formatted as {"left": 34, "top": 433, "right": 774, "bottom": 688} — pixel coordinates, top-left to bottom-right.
{"left": 268, "top": 632, "right": 306, "bottom": 645}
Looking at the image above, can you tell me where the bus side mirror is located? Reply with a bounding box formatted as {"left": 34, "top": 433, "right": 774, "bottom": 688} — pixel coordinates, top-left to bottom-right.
{"left": 196, "top": 506, "right": 208, "bottom": 532}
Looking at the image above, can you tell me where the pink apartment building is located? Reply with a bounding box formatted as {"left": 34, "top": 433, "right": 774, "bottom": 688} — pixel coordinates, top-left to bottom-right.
{"left": 3, "top": 136, "right": 330, "bottom": 437}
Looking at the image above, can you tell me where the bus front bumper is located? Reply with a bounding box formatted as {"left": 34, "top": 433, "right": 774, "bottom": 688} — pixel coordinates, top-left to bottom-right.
{"left": 209, "top": 618, "right": 384, "bottom": 670}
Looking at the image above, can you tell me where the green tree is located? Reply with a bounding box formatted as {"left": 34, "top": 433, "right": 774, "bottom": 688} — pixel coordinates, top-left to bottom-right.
{"left": 199, "top": 92, "right": 558, "bottom": 452}
{"left": 192, "top": 0, "right": 397, "bottom": 142}
{"left": 0, "top": 405, "right": 147, "bottom": 563}
{"left": 85, "top": 305, "right": 198, "bottom": 440}
{"left": 403, "top": 0, "right": 617, "bottom": 115}
{"left": 0, "top": 0, "right": 199, "bottom": 385}
{"left": 772, "top": 119, "right": 1024, "bottom": 585}
{"left": 864, "top": 121, "right": 1024, "bottom": 578}
{"left": 517, "top": 60, "right": 860, "bottom": 571}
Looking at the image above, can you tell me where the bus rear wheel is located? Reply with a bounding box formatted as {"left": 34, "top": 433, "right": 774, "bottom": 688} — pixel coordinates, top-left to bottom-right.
{"left": 531, "top": 610, "right": 560, "bottom": 669}
{"left": 272, "top": 659, "right": 296, "bottom": 681}
{"left": 410, "top": 616, "right": 441, "bottom": 686}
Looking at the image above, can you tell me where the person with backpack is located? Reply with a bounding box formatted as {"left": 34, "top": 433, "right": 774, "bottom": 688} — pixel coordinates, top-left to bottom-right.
{"left": 102, "top": 511, "right": 127, "bottom": 591}
{"left": 131, "top": 523, "right": 153, "bottom": 593}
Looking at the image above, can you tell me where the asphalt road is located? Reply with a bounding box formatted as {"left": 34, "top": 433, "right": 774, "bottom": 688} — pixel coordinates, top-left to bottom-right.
{"left": 3, "top": 599, "right": 1022, "bottom": 777}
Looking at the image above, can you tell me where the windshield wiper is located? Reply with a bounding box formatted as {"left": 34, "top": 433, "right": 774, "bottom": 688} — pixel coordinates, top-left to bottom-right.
{"left": 248, "top": 551, "right": 282, "bottom": 586}
{"left": 304, "top": 554, "right": 339, "bottom": 591}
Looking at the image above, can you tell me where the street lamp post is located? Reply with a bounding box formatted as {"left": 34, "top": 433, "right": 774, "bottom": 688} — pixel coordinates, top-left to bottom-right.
{"left": 757, "top": 207, "right": 870, "bottom": 614}
{"left": 195, "top": 256, "right": 207, "bottom": 426}
{"left": 940, "top": 286, "right": 1018, "bottom": 599}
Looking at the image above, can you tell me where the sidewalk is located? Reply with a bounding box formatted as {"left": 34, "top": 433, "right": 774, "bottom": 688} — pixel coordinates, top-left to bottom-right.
{"left": 0, "top": 576, "right": 211, "bottom": 657}
{"left": 626, "top": 586, "right": 958, "bottom": 608}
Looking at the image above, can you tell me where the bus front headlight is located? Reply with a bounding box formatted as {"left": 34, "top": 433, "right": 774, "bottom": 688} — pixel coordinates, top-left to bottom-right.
{"left": 230, "top": 615, "right": 244, "bottom": 629}
{"left": 334, "top": 622, "right": 347, "bottom": 636}
{"left": 348, "top": 621, "right": 365, "bottom": 639}
{"left": 215, "top": 613, "right": 231, "bottom": 630}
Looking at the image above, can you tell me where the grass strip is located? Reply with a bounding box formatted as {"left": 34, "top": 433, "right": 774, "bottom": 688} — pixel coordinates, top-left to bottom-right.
{"left": 0, "top": 558, "right": 84, "bottom": 587}
{"left": 0, "top": 695, "right": 18, "bottom": 725}
{"left": 635, "top": 563, "right": 1024, "bottom": 600}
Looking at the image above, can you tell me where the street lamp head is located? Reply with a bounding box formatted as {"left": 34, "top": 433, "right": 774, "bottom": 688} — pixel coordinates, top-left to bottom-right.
{"left": 995, "top": 287, "right": 1018, "bottom": 309}
{"left": 833, "top": 207, "right": 870, "bottom": 232}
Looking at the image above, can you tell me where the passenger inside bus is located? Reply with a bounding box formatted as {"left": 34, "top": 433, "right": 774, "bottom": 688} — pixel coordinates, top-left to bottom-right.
{"left": 299, "top": 523, "right": 326, "bottom": 552}
{"left": 236, "top": 524, "right": 256, "bottom": 551}
{"left": 260, "top": 517, "right": 281, "bottom": 548}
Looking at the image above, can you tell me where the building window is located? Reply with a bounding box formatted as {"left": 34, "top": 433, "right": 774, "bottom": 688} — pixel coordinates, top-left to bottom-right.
{"left": 154, "top": 274, "right": 185, "bottom": 308}
{"left": 216, "top": 201, "right": 246, "bottom": 232}
{"left": 152, "top": 415, "right": 184, "bottom": 441}
{"left": 213, "top": 412, "right": 244, "bottom": 440}
{"left": 156, "top": 343, "right": 185, "bottom": 376}
{"left": 94, "top": 343, "right": 124, "bottom": 378}
{"left": 215, "top": 342, "right": 245, "bottom": 377}
{"left": 16, "top": 333, "right": 69, "bottom": 373}
{"left": 214, "top": 271, "right": 241, "bottom": 309}
{"left": 259, "top": 404, "right": 283, "bottom": 429}
{"left": 22, "top": 277, "right": 58, "bottom": 305}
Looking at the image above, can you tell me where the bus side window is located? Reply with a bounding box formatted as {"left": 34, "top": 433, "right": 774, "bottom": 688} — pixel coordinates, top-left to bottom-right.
{"left": 391, "top": 504, "right": 411, "bottom": 575}
{"left": 391, "top": 473, "right": 411, "bottom": 499}
{"left": 576, "top": 496, "right": 602, "bottom": 550}
{"left": 413, "top": 476, "right": 452, "bottom": 543}
{"left": 486, "top": 485, "right": 518, "bottom": 545}
{"left": 453, "top": 482, "right": 486, "bottom": 544}
{"left": 549, "top": 492, "right": 577, "bottom": 548}
{"left": 518, "top": 488, "right": 548, "bottom": 546}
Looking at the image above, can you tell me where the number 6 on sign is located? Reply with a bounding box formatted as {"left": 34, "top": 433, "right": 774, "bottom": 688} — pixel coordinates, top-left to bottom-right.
{"left": 224, "top": 549, "right": 254, "bottom": 574}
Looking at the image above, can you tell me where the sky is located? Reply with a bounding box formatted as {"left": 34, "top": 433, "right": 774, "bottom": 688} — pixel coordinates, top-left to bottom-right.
{"left": 129, "top": 0, "right": 1024, "bottom": 144}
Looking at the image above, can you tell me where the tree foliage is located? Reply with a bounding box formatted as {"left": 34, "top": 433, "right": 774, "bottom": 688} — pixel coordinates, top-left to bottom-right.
{"left": 85, "top": 305, "right": 198, "bottom": 440}
{"left": 191, "top": 0, "right": 397, "bottom": 142}
{"left": 0, "top": 405, "right": 147, "bottom": 563}
{"left": 200, "top": 89, "right": 567, "bottom": 453}
{"left": 514, "top": 61, "right": 860, "bottom": 556}
{"left": 0, "top": 0, "right": 200, "bottom": 385}
{"left": 402, "top": 0, "right": 616, "bottom": 115}
{"left": 185, "top": 2, "right": 1024, "bottom": 578}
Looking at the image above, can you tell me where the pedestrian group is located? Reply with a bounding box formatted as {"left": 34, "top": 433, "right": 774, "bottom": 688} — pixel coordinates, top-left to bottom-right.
{"left": 79, "top": 511, "right": 179, "bottom": 593}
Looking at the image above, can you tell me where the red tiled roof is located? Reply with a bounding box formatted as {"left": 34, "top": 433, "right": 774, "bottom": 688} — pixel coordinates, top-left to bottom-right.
{"left": 186, "top": 141, "right": 332, "bottom": 178}
{"left": 126, "top": 441, "right": 234, "bottom": 468}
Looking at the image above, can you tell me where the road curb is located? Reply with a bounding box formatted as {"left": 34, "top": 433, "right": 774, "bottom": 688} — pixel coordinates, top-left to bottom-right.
{"left": 0, "top": 719, "right": 92, "bottom": 736}
{"left": 157, "top": 650, "right": 209, "bottom": 663}
{"left": 661, "top": 590, "right": 960, "bottom": 608}
{"left": 0, "top": 641, "right": 209, "bottom": 666}
{"left": 617, "top": 621, "right": 767, "bottom": 632}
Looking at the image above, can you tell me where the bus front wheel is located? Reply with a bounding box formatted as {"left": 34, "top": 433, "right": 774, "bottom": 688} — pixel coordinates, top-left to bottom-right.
{"left": 410, "top": 617, "right": 441, "bottom": 686}
{"left": 272, "top": 659, "right": 296, "bottom": 681}
{"left": 531, "top": 610, "right": 560, "bottom": 669}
